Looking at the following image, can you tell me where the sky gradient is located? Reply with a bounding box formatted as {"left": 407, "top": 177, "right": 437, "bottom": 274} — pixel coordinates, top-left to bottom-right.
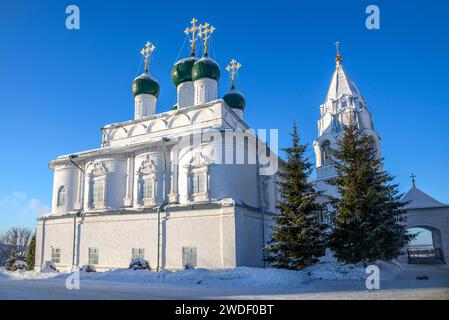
{"left": 0, "top": 0, "right": 448, "bottom": 233}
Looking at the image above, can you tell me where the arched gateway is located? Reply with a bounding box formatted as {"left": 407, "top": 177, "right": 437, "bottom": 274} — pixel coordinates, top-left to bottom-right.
{"left": 398, "top": 185, "right": 449, "bottom": 265}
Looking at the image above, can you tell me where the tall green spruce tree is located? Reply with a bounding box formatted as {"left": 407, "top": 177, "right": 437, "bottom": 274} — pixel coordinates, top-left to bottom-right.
{"left": 328, "top": 115, "right": 412, "bottom": 264}
{"left": 265, "top": 122, "right": 326, "bottom": 270}
{"left": 27, "top": 234, "right": 36, "bottom": 270}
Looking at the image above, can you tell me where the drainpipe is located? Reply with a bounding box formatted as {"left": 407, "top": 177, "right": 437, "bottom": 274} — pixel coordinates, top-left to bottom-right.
{"left": 256, "top": 145, "right": 266, "bottom": 268}
{"left": 156, "top": 137, "right": 169, "bottom": 271}
{"left": 68, "top": 155, "right": 84, "bottom": 270}
{"left": 40, "top": 218, "right": 47, "bottom": 269}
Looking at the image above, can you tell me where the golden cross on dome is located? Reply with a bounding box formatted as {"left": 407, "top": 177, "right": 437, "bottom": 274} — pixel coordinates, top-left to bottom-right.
{"left": 335, "top": 41, "right": 343, "bottom": 63}
{"left": 140, "top": 41, "right": 156, "bottom": 74}
{"left": 225, "top": 59, "right": 242, "bottom": 87}
{"left": 198, "top": 22, "right": 215, "bottom": 56}
{"left": 184, "top": 18, "right": 201, "bottom": 55}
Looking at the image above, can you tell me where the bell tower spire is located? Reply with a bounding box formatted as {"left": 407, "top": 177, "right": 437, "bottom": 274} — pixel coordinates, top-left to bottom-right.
{"left": 313, "top": 43, "right": 381, "bottom": 196}
{"left": 335, "top": 41, "right": 343, "bottom": 65}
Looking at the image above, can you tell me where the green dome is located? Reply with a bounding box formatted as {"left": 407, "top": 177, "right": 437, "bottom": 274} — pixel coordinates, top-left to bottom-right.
{"left": 132, "top": 73, "right": 160, "bottom": 97}
{"left": 171, "top": 56, "right": 198, "bottom": 87}
{"left": 192, "top": 57, "right": 220, "bottom": 81}
{"left": 223, "top": 87, "right": 245, "bottom": 110}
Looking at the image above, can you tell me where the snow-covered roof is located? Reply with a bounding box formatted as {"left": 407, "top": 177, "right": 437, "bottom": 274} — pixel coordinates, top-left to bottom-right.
{"left": 402, "top": 187, "right": 447, "bottom": 209}
{"left": 326, "top": 61, "right": 361, "bottom": 101}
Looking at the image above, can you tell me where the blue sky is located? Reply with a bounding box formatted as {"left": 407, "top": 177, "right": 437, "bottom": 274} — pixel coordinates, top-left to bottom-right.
{"left": 0, "top": 0, "right": 448, "bottom": 235}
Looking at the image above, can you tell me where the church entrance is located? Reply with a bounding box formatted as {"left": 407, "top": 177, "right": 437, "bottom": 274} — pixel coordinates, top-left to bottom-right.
{"left": 406, "top": 226, "right": 445, "bottom": 264}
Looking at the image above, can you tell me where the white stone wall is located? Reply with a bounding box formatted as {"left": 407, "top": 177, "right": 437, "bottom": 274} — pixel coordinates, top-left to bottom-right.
{"left": 35, "top": 206, "right": 242, "bottom": 271}
{"left": 234, "top": 206, "right": 274, "bottom": 267}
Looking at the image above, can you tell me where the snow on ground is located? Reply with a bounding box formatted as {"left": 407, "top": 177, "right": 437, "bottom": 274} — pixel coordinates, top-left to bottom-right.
{"left": 0, "top": 266, "right": 310, "bottom": 288}
{"left": 304, "top": 254, "right": 404, "bottom": 280}
{"left": 0, "top": 262, "right": 448, "bottom": 300}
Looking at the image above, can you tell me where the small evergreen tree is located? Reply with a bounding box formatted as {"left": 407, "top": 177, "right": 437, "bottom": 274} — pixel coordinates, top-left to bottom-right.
{"left": 27, "top": 234, "right": 36, "bottom": 270}
{"left": 265, "top": 122, "right": 326, "bottom": 269}
{"left": 328, "top": 115, "right": 413, "bottom": 264}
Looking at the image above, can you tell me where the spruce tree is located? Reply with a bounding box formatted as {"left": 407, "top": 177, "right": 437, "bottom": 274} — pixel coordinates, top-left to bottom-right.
{"left": 27, "top": 234, "right": 36, "bottom": 270}
{"left": 328, "top": 115, "right": 413, "bottom": 264}
{"left": 265, "top": 122, "right": 326, "bottom": 270}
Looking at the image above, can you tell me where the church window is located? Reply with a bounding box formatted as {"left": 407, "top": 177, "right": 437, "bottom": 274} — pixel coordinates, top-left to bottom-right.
{"left": 51, "top": 248, "right": 61, "bottom": 264}
{"left": 182, "top": 247, "right": 197, "bottom": 268}
{"left": 142, "top": 179, "right": 154, "bottom": 200}
{"left": 88, "top": 162, "right": 108, "bottom": 209}
{"left": 192, "top": 173, "right": 206, "bottom": 194}
{"left": 92, "top": 179, "right": 104, "bottom": 203}
{"left": 132, "top": 248, "right": 145, "bottom": 260}
{"left": 88, "top": 247, "right": 99, "bottom": 265}
{"left": 321, "top": 140, "right": 332, "bottom": 165}
{"left": 57, "top": 186, "right": 67, "bottom": 207}
{"left": 185, "top": 159, "right": 209, "bottom": 202}
{"left": 137, "top": 155, "right": 157, "bottom": 206}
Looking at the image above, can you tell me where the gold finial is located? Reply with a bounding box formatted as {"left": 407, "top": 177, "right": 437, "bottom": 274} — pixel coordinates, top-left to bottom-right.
{"left": 225, "top": 59, "right": 242, "bottom": 88}
{"left": 335, "top": 41, "right": 343, "bottom": 64}
{"left": 140, "top": 41, "right": 156, "bottom": 74}
{"left": 198, "top": 22, "right": 215, "bottom": 56}
{"left": 184, "top": 18, "right": 201, "bottom": 56}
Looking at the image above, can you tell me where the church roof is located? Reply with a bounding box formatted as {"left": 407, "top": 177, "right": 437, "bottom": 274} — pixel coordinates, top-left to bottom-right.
{"left": 402, "top": 186, "right": 447, "bottom": 209}
{"left": 326, "top": 61, "right": 361, "bottom": 101}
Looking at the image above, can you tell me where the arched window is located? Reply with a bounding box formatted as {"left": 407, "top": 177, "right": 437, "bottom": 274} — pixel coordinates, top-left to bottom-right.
{"left": 137, "top": 155, "right": 157, "bottom": 207}
{"left": 57, "top": 186, "right": 67, "bottom": 207}
{"left": 321, "top": 140, "right": 332, "bottom": 165}
{"left": 88, "top": 162, "right": 108, "bottom": 209}
{"left": 92, "top": 179, "right": 104, "bottom": 203}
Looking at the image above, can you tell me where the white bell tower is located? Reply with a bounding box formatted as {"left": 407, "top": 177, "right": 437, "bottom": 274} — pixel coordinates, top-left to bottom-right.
{"left": 313, "top": 43, "right": 381, "bottom": 196}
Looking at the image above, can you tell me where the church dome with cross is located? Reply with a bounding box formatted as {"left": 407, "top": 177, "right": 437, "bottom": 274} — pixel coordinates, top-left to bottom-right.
{"left": 171, "top": 19, "right": 200, "bottom": 88}
{"left": 191, "top": 22, "right": 220, "bottom": 82}
{"left": 132, "top": 41, "right": 160, "bottom": 98}
{"left": 223, "top": 59, "right": 245, "bottom": 110}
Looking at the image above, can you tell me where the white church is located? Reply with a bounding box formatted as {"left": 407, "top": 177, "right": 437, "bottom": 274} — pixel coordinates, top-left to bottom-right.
{"left": 35, "top": 21, "right": 449, "bottom": 271}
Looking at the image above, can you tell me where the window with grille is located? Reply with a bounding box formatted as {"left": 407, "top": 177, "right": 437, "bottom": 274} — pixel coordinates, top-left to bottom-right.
{"left": 92, "top": 180, "right": 104, "bottom": 203}
{"left": 192, "top": 174, "right": 205, "bottom": 194}
{"left": 51, "top": 248, "right": 61, "bottom": 264}
{"left": 132, "top": 248, "right": 145, "bottom": 260}
{"left": 142, "top": 180, "right": 153, "bottom": 200}
{"left": 57, "top": 186, "right": 67, "bottom": 207}
{"left": 88, "top": 247, "right": 99, "bottom": 265}
{"left": 182, "top": 247, "right": 197, "bottom": 268}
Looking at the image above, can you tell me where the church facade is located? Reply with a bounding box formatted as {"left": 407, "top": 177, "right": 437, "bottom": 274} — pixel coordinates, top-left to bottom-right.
{"left": 35, "top": 21, "right": 278, "bottom": 271}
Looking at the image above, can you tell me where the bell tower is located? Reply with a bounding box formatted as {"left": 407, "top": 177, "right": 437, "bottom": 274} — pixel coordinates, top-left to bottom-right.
{"left": 314, "top": 43, "right": 381, "bottom": 195}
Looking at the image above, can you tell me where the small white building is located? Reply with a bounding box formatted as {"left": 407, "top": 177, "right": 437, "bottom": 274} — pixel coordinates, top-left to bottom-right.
{"left": 35, "top": 32, "right": 279, "bottom": 271}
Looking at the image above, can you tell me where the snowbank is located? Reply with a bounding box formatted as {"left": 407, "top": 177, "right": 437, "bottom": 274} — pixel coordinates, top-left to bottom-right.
{"left": 78, "top": 267, "right": 310, "bottom": 288}
{"left": 304, "top": 254, "right": 404, "bottom": 280}
{"left": 0, "top": 267, "right": 62, "bottom": 281}
{"left": 0, "top": 259, "right": 404, "bottom": 287}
